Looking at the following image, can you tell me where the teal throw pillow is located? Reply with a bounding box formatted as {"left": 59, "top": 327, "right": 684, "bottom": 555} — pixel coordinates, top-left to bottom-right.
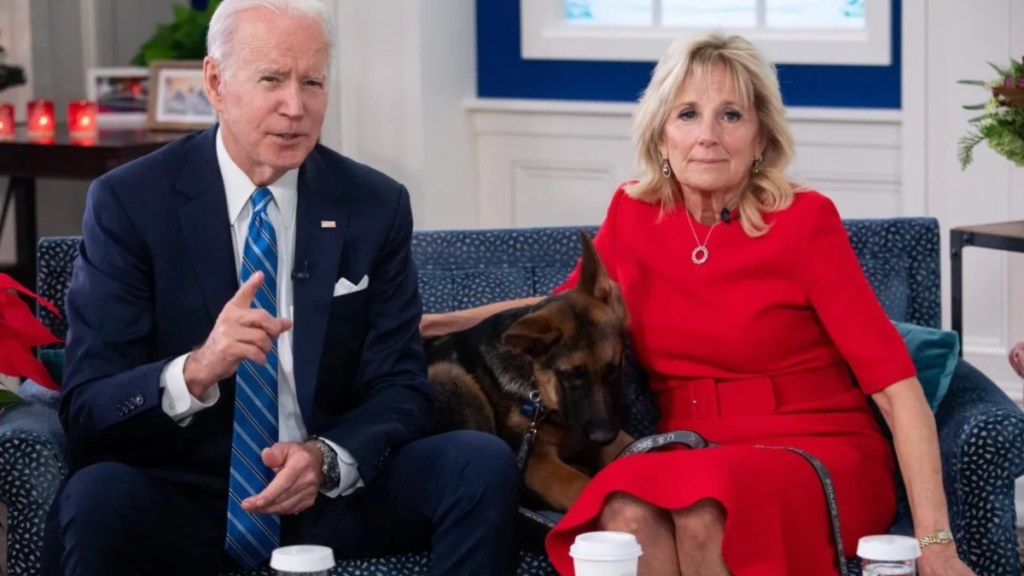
{"left": 39, "top": 347, "right": 65, "bottom": 388}
{"left": 892, "top": 321, "right": 959, "bottom": 412}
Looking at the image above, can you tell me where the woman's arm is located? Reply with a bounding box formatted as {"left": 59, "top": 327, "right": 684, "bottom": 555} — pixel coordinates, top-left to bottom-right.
{"left": 871, "top": 378, "right": 975, "bottom": 576}
{"left": 419, "top": 297, "right": 544, "bottom": 338}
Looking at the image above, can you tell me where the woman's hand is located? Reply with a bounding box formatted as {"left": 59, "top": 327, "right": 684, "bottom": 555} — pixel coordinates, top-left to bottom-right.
{"left": 917, "top": 544, "right": 976, "bottom": 576}
{"left": 1008, "top": 341, "right": 1024, "bottom": 377}
{"left": 419, "top": 313, "right": 450, "bottom": 339}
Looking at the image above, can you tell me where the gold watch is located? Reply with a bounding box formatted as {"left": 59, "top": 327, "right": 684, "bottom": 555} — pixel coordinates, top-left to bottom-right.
{"left": 918, "top": 529, "right": 954, "bottom": 548}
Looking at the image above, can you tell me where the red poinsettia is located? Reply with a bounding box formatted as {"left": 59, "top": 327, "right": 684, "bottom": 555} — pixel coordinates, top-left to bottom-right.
{"left": 0, "top": 273, "right": 61, "bottom": 391}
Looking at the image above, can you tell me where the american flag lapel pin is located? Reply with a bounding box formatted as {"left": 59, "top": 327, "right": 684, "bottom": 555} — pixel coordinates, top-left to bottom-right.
{"left": 321, "top": 220, "right": 336, "bottom": 229}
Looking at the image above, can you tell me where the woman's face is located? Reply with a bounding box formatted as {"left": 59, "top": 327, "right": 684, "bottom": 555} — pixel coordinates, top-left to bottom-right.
{"left": 660, "top": 63, "right": 762, "bottom": 198}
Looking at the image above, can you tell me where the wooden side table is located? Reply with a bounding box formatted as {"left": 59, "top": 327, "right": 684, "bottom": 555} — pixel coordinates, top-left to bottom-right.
{"left": 950, "top": 221, "right": 1024, "bottom": 356}
{"left": 0, "top": 126, "right": 179, "bottom": 288}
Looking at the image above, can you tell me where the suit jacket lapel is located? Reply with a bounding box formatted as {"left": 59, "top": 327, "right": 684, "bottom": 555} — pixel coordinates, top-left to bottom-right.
{"left": 176, "top": 127, "right": 237, "bottom": 325}
{"left": 293, "top": 147, "right": 350, "bottom": 424}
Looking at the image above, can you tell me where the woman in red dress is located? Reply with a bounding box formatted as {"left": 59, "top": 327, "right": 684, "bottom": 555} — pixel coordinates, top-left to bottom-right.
{"left": 422, "top": 34, "right": 974, "bottom": 576}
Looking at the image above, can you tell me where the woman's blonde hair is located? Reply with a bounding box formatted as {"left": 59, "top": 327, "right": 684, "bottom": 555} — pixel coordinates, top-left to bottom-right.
{"left": 628, "top": 33, "right": 798, "bottom": 237}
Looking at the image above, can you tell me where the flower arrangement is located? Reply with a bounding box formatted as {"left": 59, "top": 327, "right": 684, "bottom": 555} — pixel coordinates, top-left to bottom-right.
{"left": 0, "top": 274, "right": 61, "bottom": 408}
{"left": 958, "top": 57, "right": 1024, "bottom": 169}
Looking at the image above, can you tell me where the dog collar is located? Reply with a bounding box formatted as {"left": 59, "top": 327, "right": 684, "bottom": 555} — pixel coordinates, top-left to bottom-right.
{"left": 519, "top": 391, "right": 543, "bottom": 418}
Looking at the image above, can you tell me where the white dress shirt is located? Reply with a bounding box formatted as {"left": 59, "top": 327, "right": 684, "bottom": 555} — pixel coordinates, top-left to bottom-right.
{"left": 158, "top": 127, "right": 362, "bottom": 497}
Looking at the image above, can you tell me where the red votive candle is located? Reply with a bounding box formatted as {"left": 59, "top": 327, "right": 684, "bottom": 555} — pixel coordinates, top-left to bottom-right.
{"left": 27, "top": 99, "right": 55, "bottom": 139}
{"left": 0, "top": 103, "right": 13, "bottom": 139}
{"left": 68, "top": 100, "right": 98, "bottom": 139}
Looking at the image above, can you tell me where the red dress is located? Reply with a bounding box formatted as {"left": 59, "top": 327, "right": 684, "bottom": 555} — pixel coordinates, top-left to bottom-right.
{"left": 545, "top": 187, "right": 916, "bottom": 575}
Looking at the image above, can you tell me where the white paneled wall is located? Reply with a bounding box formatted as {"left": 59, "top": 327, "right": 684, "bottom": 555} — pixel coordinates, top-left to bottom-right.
{"left": 468, "top": 99, "right": 903, "bottom": 228}
{"left": 910, "top": 0, "right": 1024, "bottom": 526}
{"left": 0, "top": 1, "right": 31, "bottom": 266}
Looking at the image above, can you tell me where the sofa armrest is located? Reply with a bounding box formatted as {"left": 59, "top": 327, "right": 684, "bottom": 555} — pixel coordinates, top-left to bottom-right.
{"left": 931, "top": 359, "right": 1024, "bottom": 575}
{"left": 0, "top": 402, "right": 68, "bottom": 576}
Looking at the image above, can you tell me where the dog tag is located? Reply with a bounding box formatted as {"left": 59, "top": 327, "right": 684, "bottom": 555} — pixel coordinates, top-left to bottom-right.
{"left": 321, "top": 220, "right": 336, "bottom": 228}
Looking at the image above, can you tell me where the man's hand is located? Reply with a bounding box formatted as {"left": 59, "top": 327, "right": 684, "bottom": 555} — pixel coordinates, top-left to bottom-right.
{"left": 183, "top": 271, "right": 292, "bottom": 397}
{"left": 1009, "top": 342, "right": 1024, "bottom": 378}
{"left": 241, "top": 442, "right": 323, "bottom": 516}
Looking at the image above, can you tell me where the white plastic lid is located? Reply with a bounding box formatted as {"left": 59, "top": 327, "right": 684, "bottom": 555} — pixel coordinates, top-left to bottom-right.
{"left": 269, "top": 545, "right": 335, "bottom": 572}
{"left": 569, "top": 531, "right": 643, "bottom": 561}
{"left": 857, "top": 535, "right": 921, "bottom": 561}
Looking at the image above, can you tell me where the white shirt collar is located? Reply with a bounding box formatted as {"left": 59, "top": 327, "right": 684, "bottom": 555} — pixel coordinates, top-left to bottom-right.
{"left": 217, "top": 127, "right": 298, "bottom": 229}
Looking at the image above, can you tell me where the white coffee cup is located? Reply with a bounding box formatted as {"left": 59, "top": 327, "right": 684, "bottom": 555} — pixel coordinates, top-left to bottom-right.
{"left": 570, "top": 531, "right": 643, "bottom": 576}
{"left": 270, "top": 544, "right": 335, "bottom": 576}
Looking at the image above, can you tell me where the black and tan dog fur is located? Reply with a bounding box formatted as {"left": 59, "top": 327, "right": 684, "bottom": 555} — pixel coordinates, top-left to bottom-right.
{"left": 424, "top": 233, "right": 634, "bottom": 511}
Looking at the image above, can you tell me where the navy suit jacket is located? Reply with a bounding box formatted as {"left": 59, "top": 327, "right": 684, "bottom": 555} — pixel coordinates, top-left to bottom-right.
{"left": 61, "top": 127, "right": 433, "bottom": 494}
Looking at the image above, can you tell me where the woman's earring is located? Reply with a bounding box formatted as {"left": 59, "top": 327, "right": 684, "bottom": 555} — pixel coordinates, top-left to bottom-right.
{"left": 661, "top": 158, "right": 672, "bottom": 179}
{"left": 752, "top": 155, "right": 763, "bottom": 175}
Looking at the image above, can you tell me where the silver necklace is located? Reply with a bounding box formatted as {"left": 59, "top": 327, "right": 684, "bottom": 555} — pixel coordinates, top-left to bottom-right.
{"left": 684, "top": 207, "right": 720, "bottom": 265}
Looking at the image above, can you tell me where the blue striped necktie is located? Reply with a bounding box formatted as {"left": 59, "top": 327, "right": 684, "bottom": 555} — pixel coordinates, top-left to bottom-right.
{"left": 226, "top": 187, "right": 281, "bottom": 568}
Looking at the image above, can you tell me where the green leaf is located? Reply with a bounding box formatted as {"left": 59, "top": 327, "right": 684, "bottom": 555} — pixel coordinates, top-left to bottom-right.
{"left": 957, "top": 79, "right": 987, "bottom": 86}
{"left": 0, "top": 389, "right": 21, "bottom": 407}
{"left": 988, "top": 61, "right": 1012, "bottom": 78}
{"left": 966, "top": 113, "right": 988, "bottom": 123}
{"left": 962, "top": 103, "right": 987, "bottom": 110}
{"left": 133, "top": 3, "right": 216, "bottom": 65}
{"left": 958, "top": 131, "right": 984, "bottom": 170}
{"left": 172, "top": 4, "right": 192, "bottom": 23}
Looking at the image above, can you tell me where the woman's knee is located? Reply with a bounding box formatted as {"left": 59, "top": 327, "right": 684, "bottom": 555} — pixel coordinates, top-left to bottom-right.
{"left": 599, "top": 493, "right": 669, "bottom": 533}
{"left": 672, "top": 498, "right": 726, "bottom": 545}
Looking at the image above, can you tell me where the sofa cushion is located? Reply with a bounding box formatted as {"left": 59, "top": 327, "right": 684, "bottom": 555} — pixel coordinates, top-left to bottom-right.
{"left": 893, "top": 321, "right": 959, "bottom": 411}
{"left": 859, "top": 256, "right": 910, "bottom": 322}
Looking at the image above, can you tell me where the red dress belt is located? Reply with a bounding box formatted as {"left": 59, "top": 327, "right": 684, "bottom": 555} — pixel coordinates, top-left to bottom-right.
{"left": 649, "top": 363, "right": 856, "bottom": 420}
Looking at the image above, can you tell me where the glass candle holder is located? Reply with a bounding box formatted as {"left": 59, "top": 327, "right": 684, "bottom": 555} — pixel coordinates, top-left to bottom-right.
{"left": 0, "top": 103, "right": 14, "bottom": 139}
{"left": 26, "top": 99, "right": 55, "bottom": 139}
{"left": 68, "top": 100, "right": 98, "bottom": 139}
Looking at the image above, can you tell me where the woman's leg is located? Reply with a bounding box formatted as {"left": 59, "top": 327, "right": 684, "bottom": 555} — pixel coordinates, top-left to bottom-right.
{"left": 671, "top": 498, "right": 731, "bottom": 576}
{"left": 599, "top": 493, "right": 681, "bottom": 576}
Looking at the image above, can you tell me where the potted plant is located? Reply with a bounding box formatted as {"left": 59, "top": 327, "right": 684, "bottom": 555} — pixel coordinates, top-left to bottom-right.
{"left": 958, "top": 57, "right": 1024, "bottom": 169}
{"left": 132, "top": 1, "right": 222, "bottom": 66}
{"left": 0, "top": 30, "right": 27, "bottom": 94}
{"left": 0, "top": 274, "right": 61, "bottom": 410}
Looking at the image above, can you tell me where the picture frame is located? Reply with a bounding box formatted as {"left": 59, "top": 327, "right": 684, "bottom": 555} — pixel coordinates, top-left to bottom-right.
{"left": 146, "top": 60, "right": 217, "bottom": 131}
{"left": 85, "top": 67, "right": 150, "bottom": 127}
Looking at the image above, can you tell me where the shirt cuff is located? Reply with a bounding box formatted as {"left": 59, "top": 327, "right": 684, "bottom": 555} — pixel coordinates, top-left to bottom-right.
{"left": 318, "top": 437, "right": 364, "bottom": 498}
{"left": 160, "top": 354, "right": 220, "bottom": 425}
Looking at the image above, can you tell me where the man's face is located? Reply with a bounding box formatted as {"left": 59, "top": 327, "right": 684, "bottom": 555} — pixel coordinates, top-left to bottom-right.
{"left": 204, "top": 8, "right": 330, "bottom": 185}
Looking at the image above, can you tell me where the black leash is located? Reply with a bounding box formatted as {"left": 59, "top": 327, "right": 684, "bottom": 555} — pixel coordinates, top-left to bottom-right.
{"left": 616, "top": 431, "right": 849, "bottom": 576}
{"left": 515, "top": 390, "right": 544, "bottom": 472}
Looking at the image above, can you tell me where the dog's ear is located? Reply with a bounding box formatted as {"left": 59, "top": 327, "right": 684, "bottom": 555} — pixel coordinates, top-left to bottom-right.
{"left": 503, "top": 312, "right": 563, "bottom": 357}
{"left": 576, "top": 230, "right": 627, "bottom": 320}
{"left": 576, "top": 231, "right": 612, "bottom": 301}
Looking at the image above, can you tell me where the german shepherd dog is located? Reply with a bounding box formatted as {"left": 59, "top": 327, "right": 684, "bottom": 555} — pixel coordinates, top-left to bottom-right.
{"left": 423, "top": 233, "right": 634, "bottom": 511}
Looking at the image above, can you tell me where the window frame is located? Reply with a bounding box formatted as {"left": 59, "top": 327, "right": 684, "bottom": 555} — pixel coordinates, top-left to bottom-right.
{"left": 520, "top": 0, "right": 891, "bottom": 66}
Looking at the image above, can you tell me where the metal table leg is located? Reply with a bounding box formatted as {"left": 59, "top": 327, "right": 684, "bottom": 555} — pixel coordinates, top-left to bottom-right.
{"left": 950, "top": 229, "right": 971, "bottom": 357}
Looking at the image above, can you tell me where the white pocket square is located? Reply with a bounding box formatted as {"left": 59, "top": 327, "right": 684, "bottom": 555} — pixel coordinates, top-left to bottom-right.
{"left": 333, "top": 274, "right": 369, "bottom": 297}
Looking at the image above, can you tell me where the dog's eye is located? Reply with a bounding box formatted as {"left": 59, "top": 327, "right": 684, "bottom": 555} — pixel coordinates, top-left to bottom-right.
{"left": 556, "top": 367, "right": 587, "bottom": 385}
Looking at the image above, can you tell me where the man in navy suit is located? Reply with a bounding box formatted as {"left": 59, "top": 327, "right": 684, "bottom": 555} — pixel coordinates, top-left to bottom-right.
{"left": 46, "top": 1, "right": 520, "bottom": 574}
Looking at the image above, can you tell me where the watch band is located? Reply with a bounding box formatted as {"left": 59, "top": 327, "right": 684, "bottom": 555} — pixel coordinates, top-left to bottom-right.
{"left": 308, "top": 436, "right": 341, "bottom": 491}
{"left": 918, "top": 529, "right": 954, "bottom": 548}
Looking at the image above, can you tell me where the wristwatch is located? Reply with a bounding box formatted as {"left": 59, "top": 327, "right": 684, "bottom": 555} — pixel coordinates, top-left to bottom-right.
{"left": 307, "top": 436, "right": 341, "bottom": 491}
{"left": 918, "top": 529, "right": 954, "bottom": 548}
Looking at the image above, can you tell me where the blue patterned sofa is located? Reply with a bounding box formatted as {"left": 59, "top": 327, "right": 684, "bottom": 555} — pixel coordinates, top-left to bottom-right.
{"left": 2, "top": 219, "right": 1023, "bottom": 575}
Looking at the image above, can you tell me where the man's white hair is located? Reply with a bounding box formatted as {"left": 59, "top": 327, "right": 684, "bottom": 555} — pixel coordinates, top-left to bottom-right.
{"left": 206, "top": 0, "right": 334, "bottom": 78}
